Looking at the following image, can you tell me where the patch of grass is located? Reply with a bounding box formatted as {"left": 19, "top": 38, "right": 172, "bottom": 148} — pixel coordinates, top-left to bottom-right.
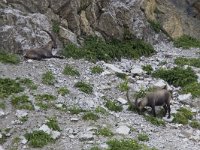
{"left": 0, "top": 78, "right": 24, "bottom": 99}
{"left": 35, "top": 94, "right": 56, "bottom": 110}
{"left": 104, "top": 100, "right": 123, "bottom": 112}
{"left": 152, "top": 67, "right": 198, "bottom": 87}
{"left": 57, "top": 87, "right": 70, "bottom": 96}
{"left": 182, "top": 82, "right": 200, "bottom": 98}
{"left": 190, "top": 120, "right": 200, "bottom": 129}
{"left": 91, "top": 66, "right": 104, "bottom": 74}
{"left": 118, "top": 81, "right": 129, "bottom": 92}
{"left": 25, "top": 130, "right": 54, "bottom": 148}
{"left": 142, "top": 65, "right": 153, "bottom": 75}
{"left": 82, "top": 112, "right": 99, "bottom": 121}
{"left": 144, "top": 115, "right": 165, "bottom": 126}
{"left": 52, "top": 21, "right": 60, "bottom": 33}
{"left": 175, "top": 57, "right": 200, "bottom": 68}
{"left": 95, "top": 106, "right": 108, "bottom": 115}
{"left": 17, "top": 78, "right": 37, "bottom": 90}
{"left": 172, "top": 107, "right": 193, "bottom": 125}
{"left": 19, "top": 116, "right": 28, "bottom": 123}
{"left": 90, "top": 146, "right": 101, "bottom": 150}
{"left": 63, "top": 65, "right": 80, "bottom": 76}
{"left": 115, "top": 72, "right": 127, "bottom": 80}
{"left": 74, "top": 81, "right": 93, "bottom": 94}
{"left": 96, "top": 127, "right": 114, "bottom": 137}
{"left": 68, "top": 106, "right": 86, "bottom": 114}
{"left": 137, "top": 133, "right": 149, "bottom": 141}
{"left": 0, "top": 133, "right": 7, "bottom": 144}
{"left": 107, "top": 139, "right": 157, "bottom": 150}
{"left": 174, "top": 35, "right": 200, "bottom": 49}
{"left": 0, "top": 51, "right": 20, "bottom": 64}
{"left": 42, "top": 71, "right": 56, "bottom": 85}
{"left": 0, "top": 102, "right": 5, "bottom": 109}
{"left": 11, "top": 95, "right": 34, "bottom": 110}
{"left": 46, "top": 117, "right": 61, "bottom": 131}
{"left": 148, "top": 20, "right": 162, "bottom": 33}
{"left": 63, "top": 36, "right": 155, "bottom": 62}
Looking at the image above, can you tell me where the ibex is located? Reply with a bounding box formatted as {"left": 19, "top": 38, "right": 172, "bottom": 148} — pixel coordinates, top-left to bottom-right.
{"left": 24, "top": 30, "right": 64, "bottom": 60}
{"left": 126, "top": 88, "right": 171, "bottom": 118}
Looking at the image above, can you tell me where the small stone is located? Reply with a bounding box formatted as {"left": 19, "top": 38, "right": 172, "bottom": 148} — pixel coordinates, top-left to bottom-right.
{"left": 39, "top": 124, "right": 51, "bottom": 134}
{"left": 79, "top": 132, "right": 94, "bottom": 141}
{"left": 100, "top": 143, "right": 109, "bottom": 149}
{"left": 0, "top": 145, "right": 5, "bottom": 150}
{"left": 70, "top": 118, "right": 79, "bottom": 122}
{"left": 163, "top": 116, "right": 174, "bottom": 122}
{"left": 51, "top": 131, "right": 61, "bottom": 139}
{"left": 178, "top": 94, "right": 192, "bottom": 101}
{"left": 104, "top": 63, "right": 123, "bottom": 73}
{"left": 15, "top": 110, "right": 28, "bottom": 118}
{"left": 69, "top": 135, "right": 75, "bottom": 139}
{"left": 0, "top": 110, "right": 5, "bottom": 117}
{"left": 55, "top": 104, "right": 63, "bottom": 108}
{"left": 116, "top": 125, "right": 130, "bottom": 135}
{"left": 131, "top": 66, "right": 144, "bottom": 75}
{"left": 20, "top": 136, "right": 28, "bottom": 144}
{"left": 117, "top": 97, "right": 127, "bottom": 105}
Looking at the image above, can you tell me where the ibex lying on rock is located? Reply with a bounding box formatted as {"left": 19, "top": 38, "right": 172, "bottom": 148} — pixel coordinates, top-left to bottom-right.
{"left": 24, "top": 30, "right": 64, "bottom": 60}
{"left": 127, "top": 88, "right": 171, "bottom": 118}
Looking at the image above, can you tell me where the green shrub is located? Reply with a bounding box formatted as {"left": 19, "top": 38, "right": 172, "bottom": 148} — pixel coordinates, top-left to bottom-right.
{"left": 118, "top": 81, "right": 129, "bottom": 92}
{"left": 11, "top": 95, "right": 34, "bottom": 110}
{"left": 46, "top": 117, "right": 61, "bottom": 131}
{"left": 52, "top": 21, "right": 60, "bottom": 33}
{"left": 137, "top": 133, "right": 149, "bottom": 141}
{"left": 107, "top": 139, "right": 157, "bottom": 150}
{"left": 0, "top": 51, "right": 20, "bottom": 64}
{"left": 57, "top": 87, "right": 70, "bottom": 96}
{"left": 0, "top": 133, "right": 7, "bottom": 144}
{"left": 182, "top": 82, "right": 200, "bottom": 98}
{"left": 174, "top": 35, "right": 200, "bottom": 49}
{"left": 96, "top": 127, "right": 114, "bottom": 137}
{"left": 25, "top": 131, "right": 54, "bottom": 148}
{"left": 63, "top": 36, "right": 155, "bottom": 62}
{"left": 190, "top": 120, "right": 200, "bottom": 129}
{"left": 35, "top": 94, "right": 56, "bottom": 110}
{"left": 91, "top": 66, "right": 104, "bottom": 74}
{"left": 172, "top": 107, "right": 193, "bottom": 125}
{"left": 142, "top": 65, "right": 153, "bottom": 75}
{"left": 115, "top": 72, "right": 127, "bottom": 80}
{"left": 144, "top": 115, "right": 165, "bottom": 126}
{"left": 63, "top": 65, "right": 80, "bottom": 76}
{"left": 175, "top": 57, "right": 200, "bottom": 68}
{"left": 104, "top": 100, "right": 123, "bottom": 112}
{"left": 68, "top": 106, "right": 86, "bottom": 114}
{"left": 152, "top": 67, "right": 198, "bottom": 87}
{"left": 17, "top": 78, "right": 37, "bottom": 90}
{"left": 148, "top": 20, "right": 162, "bottom": 33}
{"left": 0, "top": 78, "right": 24, "bottom": 98}
{"left": 74, "top": 81, "right": 93, "bottom": 94}
{"left": 82, "top": 112, "right": 99, "bottom": 121}
{"left": 42, "top": 71, "right": 56, "bottom": 85}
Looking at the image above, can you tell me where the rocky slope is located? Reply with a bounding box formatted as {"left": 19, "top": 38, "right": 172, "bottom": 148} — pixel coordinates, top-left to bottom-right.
{"left": 0, "top": 41, "right": 200, "bottom": 150}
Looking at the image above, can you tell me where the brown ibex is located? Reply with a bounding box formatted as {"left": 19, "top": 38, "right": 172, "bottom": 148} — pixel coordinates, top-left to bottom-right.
{"left": 126, "top": 88, "right": 171, "bottom": 118}
{"left": 24, "top": 30, "right": 64, "bottom": 60}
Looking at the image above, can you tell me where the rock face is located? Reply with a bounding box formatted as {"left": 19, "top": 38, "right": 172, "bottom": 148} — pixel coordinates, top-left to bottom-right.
{"left": 0, "top": 0, "right": 200, "bottom": 53}
{"left": 143, "top": 0, "right": 200, "bottom": 39}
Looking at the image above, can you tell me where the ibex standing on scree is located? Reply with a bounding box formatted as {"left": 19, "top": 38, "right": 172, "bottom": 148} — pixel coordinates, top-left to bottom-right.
{"left": 126, "top": 87, "right": 171, "bottom": 118}
{"left": 24, "top": 30, "right": 64, "bottom": 60}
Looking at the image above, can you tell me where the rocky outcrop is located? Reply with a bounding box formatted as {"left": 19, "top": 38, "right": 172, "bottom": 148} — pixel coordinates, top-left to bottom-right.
{"left": 0, "top": 0, "right": 200, "bottom": 53}
{"left": 142, "top": 0, "right": 200, "bottom": 39}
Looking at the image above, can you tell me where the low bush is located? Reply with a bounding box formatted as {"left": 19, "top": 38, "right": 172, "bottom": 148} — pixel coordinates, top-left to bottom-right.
{"left": 63, "top": 36, "right": 155, "bottom": 62}
{"left": 175, "top": 57, "right": 200, "bottom": 68}
{"left": 63, "top": 65, "right": 80, "bottom": 76}
{"left": 174, "top": 35, "right": 200, "bottom": 49}
{"left": 152, "top": 67, "right": 197, "bottom": 87}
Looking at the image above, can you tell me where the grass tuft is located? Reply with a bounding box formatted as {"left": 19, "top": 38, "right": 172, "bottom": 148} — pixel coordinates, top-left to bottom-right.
{"left": 0, "top": 78, "right": 24, "bottom": 99}
{"left": 0, "top": 51, "right": 20, "bottom": 64}
{"left": 190, "top": 120, "right": 200, "bottom": 129}
{"left": 91, "top": 66, "right": 104, "bottom": 74}
{"left": 137, "top": 133, "right": 149, "bottom": 141}
{"left": 82, "top": 112, "right": 99, "bottom": 121}
{"left": 175, "top": 57, "right": 200, "bottom": 68}
{"left": 57, "top": 87, "right": 70, "bottom": 96}
{"left": 74, "top": 81, "right": 93, "bottom": 94}
{"left": 42, "top": 71, "right": 56, "bottom": 85}
{"left": 46, "top": 117, "right": 61, "bottom": 131}
{"left": 148, "top": 20, "right": 162, "bottom": 33}
{"left": 63, "top": 65, "right": 80, "bottom": 76}
{"left": 144, "top": 115, "right": 165, "bottom": 126}
{"left": 96, "top": 127, "right": 114, "bottom": 137}
{"left": 25, "top": 130, "right": 54, "bottom": 148}
{"left": 17, "top": 78, "right": 37, "bottom": 90}
{"left": 118, "top": 81, "right": 129, "bottom": 92}
{"left": 104, "top": 100, "right": 123, "bottom": 112}
{"left": 174, "top": 35, "right": 200, "bottom": 49}
{"left": 142, "top": 65, "right": 153, "bottom": 75}
{"left": 11, "top": 95, "right": 34, "bottom": 110}
{"left": 115, "top": 72, "right": 127, "bottom": 80}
